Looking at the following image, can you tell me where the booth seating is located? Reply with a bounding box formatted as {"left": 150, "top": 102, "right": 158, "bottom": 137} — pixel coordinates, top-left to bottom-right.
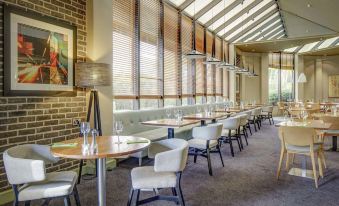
{"left": 114, "top": 103, "right": 228, "bottom": 165}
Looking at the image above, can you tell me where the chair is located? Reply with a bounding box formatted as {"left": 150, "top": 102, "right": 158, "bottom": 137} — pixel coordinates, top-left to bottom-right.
{"left": 260, "top": 106, "right": 274, "bottom": 125}
{"left": 276, "top": 127, "right": 325, "bottom": 188}
{"left": 128, "top": 138, "right": 188, "bottom": 206}
{"left": 188, "top": 123, "right": 224, "bottom": 176}
{"left": 318, "top": 116, "right": 339, "bottom": 152}
{"left": 237, "top": 114, "right": 249, "bottom": 146}
{"left": 3, "top": 144, "right": 80, "bottom": 206}
{"left": 219, "top": 117, "right": 242, "bottom": 157}
{"left": 249, "top": 108, "right": 261, "bottom": 131}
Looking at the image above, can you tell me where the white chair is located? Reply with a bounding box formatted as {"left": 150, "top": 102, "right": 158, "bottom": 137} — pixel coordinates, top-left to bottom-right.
{"left": 237, "top": 114, "right": 249, "bottom": 146}
{"left": 261, "top": 106, "right": 274, "bottom": 125}
{"left": 249, "top": 108, "right": 262, "bottom": 131}
{"left": 128, "top": 138, "right": 188, "bottom": 206}
{"left": 3, "top": 144, "right": 80, "bottom": 206}
{"left": 188, "top": 123, "right": 224, "bottom": 176}
{"left": 219, "top": 117, "right": 242, "bottom": 157}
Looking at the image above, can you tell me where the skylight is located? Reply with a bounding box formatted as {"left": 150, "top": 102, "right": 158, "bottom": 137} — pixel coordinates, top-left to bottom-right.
{"left": 257, "top": 25, "right": 283, "bottom": 41}
{"left": 245, "top": 19, "right": 281, "bottom": 42}
{"left": 318, "top": 37, "right": 339, "bottom": 49}
{"left": 298, "top": 41, "right": 319, "bottom": 53}
{"left": 284, "top": 46, "right": 299, "bottom": 53}
{"left": 167, "top": 0, "right": 186, "bottom": 7}
{"left": 198, "top": 0, "right": 236, "bottom": 24}
{"left": 184, "top": 0, "right": 213, "bottom": 17}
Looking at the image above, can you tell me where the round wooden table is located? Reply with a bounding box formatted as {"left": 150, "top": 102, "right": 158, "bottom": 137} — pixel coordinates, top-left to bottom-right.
{"left": 51, "top": 135, "right": 150, "bottom": 206}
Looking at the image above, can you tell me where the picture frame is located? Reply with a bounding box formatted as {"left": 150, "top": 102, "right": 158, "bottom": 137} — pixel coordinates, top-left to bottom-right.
{"left": 328, "top": 75, "right": 339, "bottom": 98}
{"left": 4, "top": 5, "right": 77, "bottom": 96}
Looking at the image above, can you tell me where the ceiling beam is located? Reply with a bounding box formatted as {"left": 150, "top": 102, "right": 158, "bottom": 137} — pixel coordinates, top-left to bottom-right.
{"left": 214, "top": 0, "right": 262, "bottom": 34}
{"left": 275, "top": 0, "right": 288, "bottom": 38}
{"left": 237, "top": 15, "right": 280, "bottom": 42}
{"left": 205, "top": 0, "right": 243, "bottom": 27}
{"left": 194, "top": 0, "right": 222, "bottom": 20}
{"left": 228, "top": 9, "right": 277, "bottom": 42}
{"left": 252, "top": 21, "right": 282, "bottom": 41}
{"left": 221, "top": 0, "right": 276, "bottom": 38}
{"left": 179, "top": 0, "right": 195, "bottom": 11}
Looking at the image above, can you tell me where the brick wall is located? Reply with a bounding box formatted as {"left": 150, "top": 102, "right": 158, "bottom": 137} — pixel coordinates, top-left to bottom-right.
{"left": 0, "top": 0, "right": 87, "bottom": 192}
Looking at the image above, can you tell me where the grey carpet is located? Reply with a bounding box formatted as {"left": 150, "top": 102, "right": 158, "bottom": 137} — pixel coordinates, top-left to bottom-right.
{"left": 7, "top": 120, "right": 339, "bottom": 206}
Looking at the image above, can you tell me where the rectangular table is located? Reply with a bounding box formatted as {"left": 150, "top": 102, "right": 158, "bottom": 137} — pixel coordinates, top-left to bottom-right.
{"left": 183, "top": 112, "right": 231, "bottom": 126}
{"left": 275, "top": 120, "right": 331, "bottom": 179}
{"left": 141, "top": 119, "right": 200, "bottom": 138}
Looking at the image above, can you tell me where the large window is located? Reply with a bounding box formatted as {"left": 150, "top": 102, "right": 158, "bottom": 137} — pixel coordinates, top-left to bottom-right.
{"left": 268, "top": 53, "right": 294, "bottom": 103}
{"left": 112, "top": 1, "right": 229, "bottom": 110}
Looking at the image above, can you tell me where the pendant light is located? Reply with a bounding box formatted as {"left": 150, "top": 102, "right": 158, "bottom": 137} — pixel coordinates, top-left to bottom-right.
{"left": 297, "top": 73, "right": 307, "bottom": 83}
{"left": 185, "top": 1, "right": 206, "bottom": 59}
{"left": 204, "top": 7, "right": 220, "bottom": 65}
{"left": 247, "top": 56, "right": 258, "bottom": 77}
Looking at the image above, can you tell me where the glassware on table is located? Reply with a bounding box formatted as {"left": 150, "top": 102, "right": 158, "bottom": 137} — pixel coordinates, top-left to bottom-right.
{"left": 196, "top": 107, "right": 201, "bottom": 114}
{"left": 80, "top": 122, "right": 91, "bottom": 154}
{"left": 165, "top": 109, "right": 171, "bottom": 119}
{"left": 90, "top": 129, "right": 98, "bottom": 153}
{"left": 114, "top": 121, "right": 124, "bottom": 144}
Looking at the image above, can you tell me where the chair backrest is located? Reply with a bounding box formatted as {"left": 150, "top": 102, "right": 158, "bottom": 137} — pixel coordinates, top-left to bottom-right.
{"left": 251, "top": 108, "right": 261, "bottom": 116}
{"left": 319, "top": 116, "right": 339, "bottom": 130}
{"left": 279, "top": 126, "right": 316, "bottom": 147}
{"left": 262, "top": 106, "right": 273, "bottom": 112}
{"left": 192, "top": 123, "right": 223, "bottom": 140}
{"left": 219, "top": 117, "right": 240, "bottom": 130}
{"left": 150, "top": 139, "right": 189, "bottom": 173}
{"left": 3, "top": 144, "right": 59, "bottom": 185}
{"left": 236, "top": 114, "right": 248, "bottom": 126}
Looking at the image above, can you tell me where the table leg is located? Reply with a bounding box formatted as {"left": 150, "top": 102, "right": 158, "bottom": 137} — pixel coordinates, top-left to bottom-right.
{"left": 201, "top": 120, "right": 206, "bottom": 126}
{"left": 301, "top": 155, "right": 307, "bottom": 177}
{"left": 211, "top": 119, "right": 217, "bottom": 123}
{"left": 168, "top": 128, "right": 174, "bottom": 139}
{"left": 97, "top": 158, "right": 106, "bottom": 206}
{"left": 332, "top": 136, "right": 337, "bottom": 151}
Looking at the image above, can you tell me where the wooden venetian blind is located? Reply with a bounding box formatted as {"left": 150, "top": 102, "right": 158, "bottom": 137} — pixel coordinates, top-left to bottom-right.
{"left": 112, "top": 0, "right": 136, "bottom": 98}
{"left": 281, "top": 53, "right": 294, "bottom": 70}
{"left": 269, "top": 53, "right": 280, "bottom": 69}
{"left": 181, "top": 15, "right": 193, "bottom": 98}
{"left": 164, "top": 5, "right": 179, "bottom": 98}
{"left": 195, "top": 23, "right": 205, "bottom": 96}
{"left": 215, "top": 37, "right": 222, "bottom": 96}
{"left": 140, "top": 0, "right": 162, "bottom": 98}
{"left": 223, "top": 40, "right": 229, "bottom": 97}
{"left": 206, "top": 31, "right": 214, "bottom": 96}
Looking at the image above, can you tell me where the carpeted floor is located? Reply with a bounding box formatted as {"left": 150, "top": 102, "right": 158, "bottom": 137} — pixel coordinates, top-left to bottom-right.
{"left": 8, "top": 119, "right": 339, "bottom": 206}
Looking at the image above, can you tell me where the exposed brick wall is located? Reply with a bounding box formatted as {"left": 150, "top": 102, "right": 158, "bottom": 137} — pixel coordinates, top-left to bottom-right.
{"left": 0, "top": 0, "right": 87, "bottom": 192}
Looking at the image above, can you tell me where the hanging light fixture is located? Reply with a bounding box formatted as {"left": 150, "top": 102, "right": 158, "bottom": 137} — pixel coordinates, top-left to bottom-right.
{"left": 204, "top": 7, "right": 220, "bottom": 65}
{"left": 248, "top": 56, "right": 259, "bottom": 77}
{"left": 297, "top": 73, "right": 307, "bottom": 83}
{"left": 185, "top": 1, "right": 206, "bottom": 59}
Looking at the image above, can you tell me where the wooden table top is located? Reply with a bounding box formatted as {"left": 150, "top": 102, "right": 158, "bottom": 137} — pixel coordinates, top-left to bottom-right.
{"left": 51, "top": 136, "right": 150, "bottom": 160}
{"left": 183, "top": 112, "right": 229, "bottom": 120}
{"left": 312, "top": 112, "right": 339, "bottom": 118}
{"left": 289, "top": 107, "right": 319, "bottom": 112}
{"left": 320, "top": 102, "right": 339, "bottom": 106}
{"left": 141, "top": 119, "right": 200, "bottom": 128}
{"left": 275, "top": 120, "right": 332, "bottom": 130}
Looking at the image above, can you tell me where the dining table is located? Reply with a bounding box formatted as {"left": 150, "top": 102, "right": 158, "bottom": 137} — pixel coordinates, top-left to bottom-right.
{"left": 141, "top": 118, "right": 200, "bottom": 138}
{"left": 275, "top": 120, "right": 332, "bottom": 179}
{"left": 312, "top": 112, "right": 339, "bottom": 151}
{"left": 51, "top": 135, "right": 150, "bottom": 206}
{"left": 183, "top": 112, "right": 231, "bottom": 126}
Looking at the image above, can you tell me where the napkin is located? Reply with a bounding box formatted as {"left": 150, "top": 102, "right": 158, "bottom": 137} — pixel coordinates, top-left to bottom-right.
{"left": 126, "top": 140, "right": 149, "bottom": 144}
{"left": 52, "top": 143, "right": 78, "bottom": 148}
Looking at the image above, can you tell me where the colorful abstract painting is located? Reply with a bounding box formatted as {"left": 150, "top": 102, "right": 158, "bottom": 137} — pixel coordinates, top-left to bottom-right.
{"left": 329, "top": 75, "right": 339, "bottom": 98}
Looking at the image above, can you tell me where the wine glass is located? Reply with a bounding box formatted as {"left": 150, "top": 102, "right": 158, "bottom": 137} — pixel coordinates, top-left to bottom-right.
{"left": 165, "top": 109, "right": 171, "bottom": 119}
{"left": 80, "top": 122, "right": 90, "bottom": 153}
{"left": 196, "top": 107, "right": 201, "bottom": 114}
{"left": 115, "top": 121, "right": 124, "bottom": 144}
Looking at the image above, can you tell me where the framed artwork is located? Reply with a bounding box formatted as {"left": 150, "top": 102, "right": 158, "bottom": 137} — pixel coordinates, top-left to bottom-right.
{"left": 4, "top": 5, "right": 77, "bottom": 96}
{"left": 329, "top": 75, "right": 339, "bottom": 98}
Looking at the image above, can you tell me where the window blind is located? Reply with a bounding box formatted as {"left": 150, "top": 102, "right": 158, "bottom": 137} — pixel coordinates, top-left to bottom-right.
{"left": 164, "top": 4, "right": 179, "bottom": 99}
{"left": 181, "top": 15, "right": 193, "bottom": 100}
{"left": 195, "top": 23, "right": 205, "bottom": 97}
{"left": 206, "top": 31, "right": 214, "bottom": 97}
{"left": 112, "top": 0, "right": 136, "bottom": 99}
{"left": 281, "top": 53, "right": 294, "bottom": 70}
{"left": 215, "top": 36, "right": 222, "bottom": 96}
{"left": 140, "top": 0, "right": 162, "bottom": 99}
{"left": 223, "top": 40, "right": 229, "bottom": 98}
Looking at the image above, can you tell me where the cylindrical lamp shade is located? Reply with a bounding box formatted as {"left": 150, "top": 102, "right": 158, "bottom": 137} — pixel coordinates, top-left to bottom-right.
{"left": 75, "top": 63, "right": 112, "bottom": 87}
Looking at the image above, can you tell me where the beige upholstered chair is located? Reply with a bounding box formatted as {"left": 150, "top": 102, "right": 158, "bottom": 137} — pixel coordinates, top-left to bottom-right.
{"left": 277, "top": 127, "right": 325, "bottom": 188}
{"left": 219, "top": 117, "right": 242, "bottom": 157}
{"left": 3, "top": 144, "right": 80, "bottom": 206}
{"left": 261, "top": 106, "right": 274, "bottom": 125}
{"left": 318, "top": 116, "right": 339, "bottom": 152}
{"left": 128, "top": 138, "right": 188, "bottom": 206}
{"left": 237, "top": 114, "right": 249, "bottom": 146}
{"left": 188, "top": 123, "right": 224, "bottom": 176}
{"left": 249, "top": 108, "right": 262, "bottom": 131}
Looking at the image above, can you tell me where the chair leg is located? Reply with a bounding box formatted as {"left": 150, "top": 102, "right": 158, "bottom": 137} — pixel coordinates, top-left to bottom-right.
{"left": 291, "top": 153, "right": 295, "bottom": 164}
{"left": 194, "top": 148, "right": 197, "bottom": 163}
{"left": 217, "top": 145, "right": 224, "bottom": 167}
{"left": 317, "top": 152, "right": 324, "bottom": 178}
{"left": 42, "top": 199, "right": 51, "bottom": 206}
{"left": 277, "top": 148, "right": 285, "bottom": 180}
{"left": 176, "top": 173, "right": 185, "bottom": 206}
{"left": 236, "top": 138, "right": 242, "bottom": 151}
{"left": 77, "top": 160, "right": 83, "bottom": 184}
{"left": 229, "top": 138, "right": 234, "bottom": 157}
{"left": 207, "top": 148, "right": 213, "bottom": 176}
{"left": 127, "top": 188, "right": 134, "bottom": 206}
{"left": 73, "top": 185, "right": 81, "bottom": 206}
{"left": 138, "top": 157, "right": 142, "bottom": 166}
{"left": 134, "top": 189, "right": 140, "bottom": 206}
{"left": 285, "top": 153, "right": 290, "bottom": 171}
{"left": 253, "top": 122, "right": 257, "bottom": 132}
{"left": 248, "top": 124, "right": 252, "bottom": 135}
{"left": 320, "top": 150, "right": 327, "bottom": 169}
{"left": 243, "top": 128, "right": 248, "bottom": 145}
{"left": 64, "top": 196, "right": 71, "bottom": 206}
{"left": 310, "top": 152, "right": 318, "bottom": 188}
{"left": 24, "top": 201, "right": 30, "bottom": 206}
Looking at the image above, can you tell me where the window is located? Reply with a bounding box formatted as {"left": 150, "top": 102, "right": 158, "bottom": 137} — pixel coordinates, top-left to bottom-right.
{"left": 140, "top": 0, "right": 162, "bottom": 109}
{"left": 181, "top": 15, "right": 193, "bottom": 105}
{"left": 112, "top": 0, "right": 136, "bottom": 111}
{"left": 195, "top": 23, "right": 205, "bottom": 104}
{"left": 164, "top": 5, "right": 179, "bottom": 107}
{"left": 268, "top": 53, "right": 294, "bottom": 103}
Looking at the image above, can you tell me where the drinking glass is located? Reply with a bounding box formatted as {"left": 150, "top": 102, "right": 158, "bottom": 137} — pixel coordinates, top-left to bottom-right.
{"left": 166, "top": 109, "right": 171, "bottom": 119}
{"left": 196, "top": 107, "right": 201, "bottom": 114}
{"left": 115, "top": 121, "right": 124, "bottom": 144}
{"left": 80, "top": 122, "right": 91, "bottom": 153}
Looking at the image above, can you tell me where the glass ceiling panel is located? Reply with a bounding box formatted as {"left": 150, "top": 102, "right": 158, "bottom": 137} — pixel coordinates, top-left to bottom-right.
{"left": 216, "top": 0, "right": 272, "bottom": 35}
{"left": 209, "top": 0, "right": 256, "bottom": 30}
{"left": 198, "top": 0, "right": 236, "bottom": 24}
{"left": 184, "top": 0, "right": 213, "bottom": 17}
{"left": 233, "top": 12, "right": 279, "bottom": 42}
{"left": 245, "top": 19, "right": 281, "bottom": 42}
{"left": 167, "top": 0, "right": 186, "bottom": 7}
{"left": 284, "top": 46, "right": 299, "bottom": 53}
{"left": 318, "top": 37, "right": 339, "bottom": 49}
{"left": 224, "top": 4, "right": 277, "bottom": 40}
{"left": 277, "top": 34, "right": 285, "bottom": 39}
{"left": 267, "top": 29, "right": 284, "bottom": 40}
{"left": 298, "top": 42, "right": 318, "bottom": 53}
{"left": 256, "top": 25, "right": 283, "bottom": 41}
